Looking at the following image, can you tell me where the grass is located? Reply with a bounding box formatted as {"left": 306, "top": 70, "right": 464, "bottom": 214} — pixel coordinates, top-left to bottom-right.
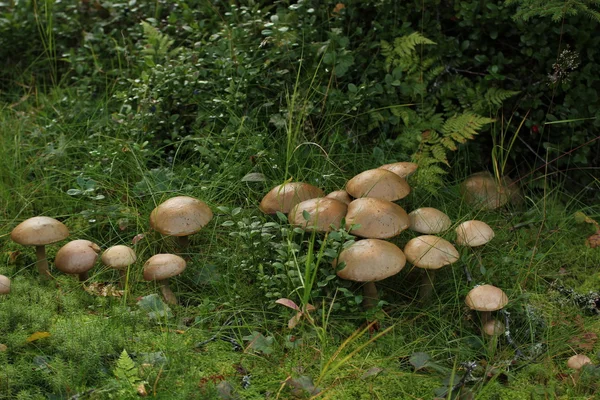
{"left": 1, "top": 5, "right": 600, "bottom": 400}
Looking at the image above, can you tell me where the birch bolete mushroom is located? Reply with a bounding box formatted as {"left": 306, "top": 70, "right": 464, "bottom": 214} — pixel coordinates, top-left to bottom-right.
{"left": 460, "top": 172, "right": 515, "bottom": 210}
{"left": 150, "top": 196, "right": 213, "bottom": 249}
{"left": 408, "top": 207, "right": 452, "bottom": 234}
{"left": 344, "top": 197, "right": 409, "bottom": 239}
{"left": 346, "top": 169, "right": 410, "bottom": 201}
{"left": 404, "top": 235, "right": 459, "bottom": 301}
{"left": 378, "top": 162, "right": 418, "bottom": 178}
{"left": 101, "top": 245, "right": 137, "bottom": 288}
{"left": 55, "top": 239, "right": 100, "bottom": 282}
{"left": 259, "top": 182, "right": 324, "bottom": 214}
{"left": 567, "top": 354, "right": 592, "bottom": 371}
{"left": 288, "top": 198, "right": 347, "bottom": 232}
{"left": 0, "top": 275, "right": 10, "bottom": 295}
{"left": 455, "top": 220, "right": 495, "bottom": 247}
{"left": 334, "top": 239, "right": 406, "bottom": 308}
{"left": 325, "top": 190, "right": 352, "bottom": 205}
{"left": 143, "top": 254, "right": 186, "bottom": 305}
{"left": 465, "top": 284, "right": 508, "bottom": 325}
{"left": 10, "top": 216, "right": 69, "bottom": 279}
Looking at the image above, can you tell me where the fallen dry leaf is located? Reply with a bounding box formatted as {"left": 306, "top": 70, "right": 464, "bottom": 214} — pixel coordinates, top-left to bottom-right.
{"left": 26, "top": 331, "right": 51, "bottom": 343}
{"left": 332, "top": 3, "right": 345, "bottom": 14}
{"left": 568, "top": 332, "right": 598, "bottom": 351}
{"left": 132, "top": 233, "right": 145, "bottom": 245}
{"left": 0, "top": 344, "right": 7, "bottom": 352}
{"left": 585, "top": 230, "right": 600, "bottom": 248}
{"left": 84, "top": 282, "right": 124, "bottom": 297}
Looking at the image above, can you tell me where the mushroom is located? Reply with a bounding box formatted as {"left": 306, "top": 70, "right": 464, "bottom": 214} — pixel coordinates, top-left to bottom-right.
{"left": 455, "top": 220, "right": 495, "bottom": 247}
{"left": 345, "top": 169, "right": 410, "bottom": 201}
{"left": 101, "top": 245, "right": 137, "bottom": 288}
{"left": 460, "top": 172, "right": 514, "bottom": 210}
{"left": 408, "top": 207, "right": 452, "bottom": 234}
{"left": 378, "top": 162, "right": 418, "bottom": 178}
{"left": 344, "top": 197, "right": 409, "bottom": 239}
{"left": 0, "top": 275, "right": 10, "bottom": 295}
{"left": 404, "top": 235, "right": 459, "bottom": 301}
{"left": 325, "top": 190, "right": 352, "bottom": 205}
{"left": 150, "top": 196, "right": 213, "bottom": 249}
{"left": 288, "top": 198, "right": 347, "bottom": 232}
{"left": 465, "top": 284, "right": 508, "bottom": 325}
{"left": 482, "top": 319, "right": 505, "bottom": 336}
{"left": 143, "top": 254, "right": 186, "bottom": 305}
{"left": 334, "top": 239, "right": 406, "bottom": 308}
{"left": 10, "top": 216, "right": 69, "bottom": 279}
{"left": 54, "top": 239, "right": 101, "bottom": 282}
{"left": 260, "top": 182, "right": 324, "bottom": 214}
{"left": 567, "top": 354, "right": 592, "bottom": 371}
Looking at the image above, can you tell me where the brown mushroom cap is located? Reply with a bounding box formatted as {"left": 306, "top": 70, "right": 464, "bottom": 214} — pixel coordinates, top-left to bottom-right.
{"left": 143, "top": 254, "right": 187, "bottom": 281}
{"left": 465, "top": 285, "right": 508, "bottom": 312}
{"left": 456, "top": 220, "right": 495, "bottom": 247}
{"left": 404, "top": 235, "right": 459, "bottom": 270}
{"left": 335, "top": 239, "right": 406, "bottom": 282}
{"left": 55, "top": 240, "right": 101, "bottom": 275}
{"left": 346, "top": 169, "right": 410, "bottom": 201}
{"left": 0, "top": 275, "right": 10, "bottom": 295}
{"left": 567, "top": 354, "right": 592, "bottom": 370}
{"left": 345, "top": 198, "right": 409, "bottom": 239}
{"left": 101, "top": 245, "right": 137, "bottom": 270}
{"left": 259, "top": 182, "right": 324, "bottom": 214}
{"left": 408, "top": 207, "right": 452, "bottom": 234}
{"left": 10, "top": 216, "right": 69, "bottom": 246}
{"left": 379, "top": 162, "right": 418, "bottom": 178}
{"left": 288, "top": 198, "right": 347, "bottom": 232}
{"left": 325, "top": 190, "right": 352, "bottom": 205}
{"left": 150, "top": 196, "right": 213, "bottom": 237}
{"left": 460, "top": 172, "right": 511, "bottom": 210}
{"left": 482, "top": 319, "right": 506, "bottom": 336}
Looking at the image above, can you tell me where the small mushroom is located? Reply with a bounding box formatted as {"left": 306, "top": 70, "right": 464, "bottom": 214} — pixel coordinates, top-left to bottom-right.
{"left": 260, "top": 182, "right": 324, "bottom": 214}
{"left": 345, "top": 197, "right": 409, "bottom": 239}
{"left": 55, "top": 239, "right": 101, "bottom": 282}
{"left": 460, "top": 172, "right": 515, "bottom": 210}
{"left": 404, "top": 235, "right": 459, "bottom": 301}
{"left": 0, "top": 275, "right": 10, "bottom": 295}
{"left": 150, "top": 196, "right": 213, "bottom": 250}
{"left": 334, "top": 239, "right": 406, "bottom": 308}
{"left": 101, "top": 245, "right": 137, "bottom": 288}
{"left": 455, "top": 220, "right": 495, "bottom": 247}
{"left": 143, "top": 254, "right": 186, "bottom": 305}
{"left": 465, "top": 284, "right": 508, "bottom": 325}
{"left": 567, "top": 354, "right": 592, "bottom": 371}
{"left": 378, "top": 162, "right": 418, "bottom": 178}
{"left": 10, "top": 216, "right": 69, "bottom": 279}
{"left": 482, "top": 319, "right": 505, "bottom": 336}
{"left": 408, "top": 207, "right": 452, "bottom": 234}
{"left": 346, "top": 169, "right": 410, "bottom": 201}
{"left": 325, "top": 190, "right": 352, "bottom": 205}
{"left": 288, "top": 198, "right": 347, "bottom": 232}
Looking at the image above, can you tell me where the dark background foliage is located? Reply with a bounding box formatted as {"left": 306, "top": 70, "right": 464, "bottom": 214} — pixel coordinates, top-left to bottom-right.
{"left": 1, "top": 0, "right": 598, "bottom": 197}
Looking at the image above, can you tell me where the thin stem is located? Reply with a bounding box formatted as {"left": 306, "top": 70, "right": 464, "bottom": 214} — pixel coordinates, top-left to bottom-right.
{"left": 159, "top": 279, "right": 177, "bottom": 305}
{"left": 35, "top": 245, "right": 51, "bottom": 279}
{"left": 362, "top": 281, "right": 378, "bottom": 309}
{"left": 418, "top": 270, "right": 435, "bottom": 303}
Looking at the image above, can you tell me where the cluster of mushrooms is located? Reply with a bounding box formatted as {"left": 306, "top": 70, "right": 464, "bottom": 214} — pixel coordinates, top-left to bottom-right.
{"left": 3, "top": 196, "right": 213, "bottom": 305}
{"left": 259, "top": 165, "right": 512, "bottom": 338}
{"left": 1, "top": 167, "right": 592, "bottom": 368}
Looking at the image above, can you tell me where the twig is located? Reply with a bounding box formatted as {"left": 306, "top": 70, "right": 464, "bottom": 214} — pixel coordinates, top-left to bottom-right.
{"left": 499, "top": 309, "right": 524, "bottom": 360}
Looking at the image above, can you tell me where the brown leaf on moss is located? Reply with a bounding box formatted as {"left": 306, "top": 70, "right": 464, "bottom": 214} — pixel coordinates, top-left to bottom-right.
{"left": 585, "top": 230, "right": 600, "bottom": 248}
{"left": 568, "top": 332, "right": 598, "bottom": 351}
{"left": 332, "top": 3, "right": 345, "bottom": 14}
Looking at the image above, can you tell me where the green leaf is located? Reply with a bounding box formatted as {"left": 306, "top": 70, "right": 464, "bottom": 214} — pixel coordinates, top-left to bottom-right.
{"left": 243, "top": 331, "right": 275, "bottom": 355}
{"left": 409, "top": 352, "right": 431, "bottom": 370}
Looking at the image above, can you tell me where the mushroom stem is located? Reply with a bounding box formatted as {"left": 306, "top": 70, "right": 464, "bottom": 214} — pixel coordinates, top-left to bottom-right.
{"left": 362, "top": 281, "right": 378, "bottom": 309}
{"left": 78, "top": 271, "right": 89, "bottom": 282}
{"left": 35, "top": 245, "right": 52, "bottom": 279}
{"left": 176, "top": 236, "right": 189, "bottom": 250}
{"left": 118, "top": 269, "right": 128, "bottom": 289}
{"left": 480, "top": 311, "right": 492, "bottom": 325}
{"left": 418, "top": 270, "right": 435, "bottom": 303}
{"left": 159, "top": 279, "right": 178, "bottom": 305}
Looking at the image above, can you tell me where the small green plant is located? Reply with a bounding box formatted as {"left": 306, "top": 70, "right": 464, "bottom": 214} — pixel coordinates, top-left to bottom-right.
{"left": 113, "top": 349, "right": 146, "bottom": 397}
